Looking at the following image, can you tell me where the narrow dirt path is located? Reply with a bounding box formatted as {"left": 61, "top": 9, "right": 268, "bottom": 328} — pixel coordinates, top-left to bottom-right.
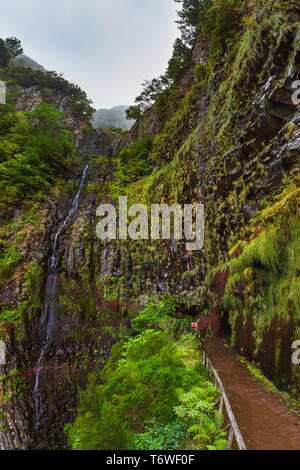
{"left": 205, "top": 337, "right": 300, "bottom": 450}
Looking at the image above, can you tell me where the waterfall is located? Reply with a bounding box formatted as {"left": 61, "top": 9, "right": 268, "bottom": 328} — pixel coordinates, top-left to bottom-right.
{"left": 33, "top": 165, "right": 88, "bottom": 441}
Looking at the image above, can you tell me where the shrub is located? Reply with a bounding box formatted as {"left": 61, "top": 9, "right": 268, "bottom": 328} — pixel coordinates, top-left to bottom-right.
{"left": 134, "top": 422, "right": 189, "bottom": 450}
{"left": 0, "top": 102, "right": 76, "bottom": 210}
{"left": 112, "top": 136, "right": 153, "bottom": 195}
{"left": 174, "top": 386, "right": 226, "bottom": 449}
{"left": 132, "top": 294, "right": 177, "bottom": 332}
{"left": 194, "top": 64, "right": 207, "bottom": 83}
{"left": 65, "top": 330, "right": 210, "bottom": 450}
{"left": 0, "top": 247, "right": 22, "bottom": 286}
{"left": 201, "top": 0, "right": 243, "bottom": 55}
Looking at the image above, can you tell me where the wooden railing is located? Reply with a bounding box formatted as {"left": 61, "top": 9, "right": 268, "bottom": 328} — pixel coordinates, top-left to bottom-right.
{"left": 200, "top": 347, "right": 247, "bottom": 451}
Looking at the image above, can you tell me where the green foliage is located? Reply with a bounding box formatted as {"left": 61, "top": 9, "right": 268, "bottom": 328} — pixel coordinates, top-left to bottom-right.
{"left": 112, "top": 136, "right": 153, "bottom": 194}
{"left": 201, "top": 0, "right": 243, "bottom": 54}
{"left": 223, "top": 207, "right": 300, "bottom": 353}
{"left": 66, "top": 331, "right": 185, "bottom": 449}
{"left": 0, "top": 368, "right": 26, "bottom": 403}
{"left": 0, "top": 101, "right": 75, "bottom": 210}
{"left": 23, "top": 262, "right": 43, "bottom": 310}
{"left": 134, "top": 422, "right": 189, "bottom": 450}
{"left": 65, "top": 329, "right": 216, "bottom": 450}
{"left": 64, "top": 401, "right": 134, "bottom": 450}
{"left": 194, "top": 63, "right": 207, "bottom": 83}
{"left": 0, "top": 39, "right": 12, "bottom": 69}
{"left": 126, "top": 105, "right": 142, "bottom": 121}
{"left": 132, "top": 294, "right": 177, "bottom": 332}
{"left": 203, "top": 0, "right": 288, "bottom": 154}
{"left": 175, "top": 0, "right": 214, "bottom": 45}
{"left": 4, "top": 37, "right": 23, "bottom": 58}
{"left": 2, "top": 66, "right": 94, "bottom": 121}
{"left": 174, "top": 386, "right": 226, "bottom": 449}
{"left": 133, "top": 78, "right": 168, "bottom": 114}
{"left": 0, "top": 246, "right": 22, "bottom": 286}
{"left": 166, "top": 38, "right": 191, "bottom": 83}
{"left": 0, "top": 305, "right": 21, "bottom": 323}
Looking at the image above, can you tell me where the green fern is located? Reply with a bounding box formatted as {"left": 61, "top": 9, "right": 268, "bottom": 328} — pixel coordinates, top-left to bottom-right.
{"left": 174, "top": 386, "right": 227, "bottom": 449}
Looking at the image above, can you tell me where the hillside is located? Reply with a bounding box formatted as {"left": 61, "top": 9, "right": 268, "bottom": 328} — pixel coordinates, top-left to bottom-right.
{"left": 12, "top": 54, "right": 46, "bottom": 72}
{"left": 0, "top": 0, "right": 299, "bottom": 451}
{"left": 93, "top": 105, "right": 135, "bottom": 131}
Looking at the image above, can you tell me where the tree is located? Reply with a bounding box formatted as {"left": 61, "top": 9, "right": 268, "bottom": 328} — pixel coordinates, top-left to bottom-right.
{"left": 0, "top": 39, "right": 12, "bottom": 69}
{"left": 126, "top": 105, "right": 142, "bottom": 121}
{"left": 136, "top": 78, "right": 167, "bottom": 111}
{"left": 166, "top": 38, "right": 191, "bottom": 83}
{"left": 126, "top": 77, "right": 168, "bottom": 119}
{"left": 0, "top": 102, "right": 75, "bottom": 210}
{"left": 127, "top": 0, "right": 214, "bottom": 121}
{"left": 174, "top": 0, "right": 214, "bottom": 45}
{"left": 5, "top": 37, "right": 23, "bottom": 58}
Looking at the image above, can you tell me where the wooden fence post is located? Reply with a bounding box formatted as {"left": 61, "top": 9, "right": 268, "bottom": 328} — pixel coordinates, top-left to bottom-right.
{"left": 228, "top": 427, "right": 234, "bottom": 450}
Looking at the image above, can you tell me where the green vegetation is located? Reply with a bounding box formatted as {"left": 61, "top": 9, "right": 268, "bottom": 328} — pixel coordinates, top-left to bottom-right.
{"left": 1, "top": 68, "right": 94, "bottom": 122}
{"left": 220, "top": 187, "right": 300, "bottom": 391}
{"left": 65, "top": 298, "right": 225, "bottom": 450}
{"left": 0, "top": 246, "right": 22, "bottom": 287}
{"left": 223, "top": 208, "right": 299, "bottom": 332}
{"left": 0, "top": 39, "right": 12, "bottom": 69}
{"left": 203, "top": 0, "right": 289, "bottom": 154}
{"left": 111, "top": 136, "right": 153, "bottom": 195}
{"left": 0, "top": 0, "right": 299, "bottom": 449}
{"left": 0, "top": 101, "right": 75, "bottom": 211}
{"left": 201, "top": 0, "right": 243, "bottom": 55}
{"left": 175, "top": 387, "right": 227, "bottom": 450}
{"left": 126, "top": 0, "right": 213, "bottom": 121}
{"left": 175, "top": 0, "right": 214, "bottom": 44}
{"left": 0, "top": 368, "right": 27, "bottom": 403}
{"left": 133, "top": 422, "right": 189, "bottom": 450}
{"left": 4, "top": 37, "right": 23, "bottom": 58}
{"left": 131, "top": 294, "right": 177, "bottom": 332}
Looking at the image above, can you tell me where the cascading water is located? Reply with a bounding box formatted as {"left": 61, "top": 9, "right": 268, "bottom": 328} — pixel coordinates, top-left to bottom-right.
{"left": 33, "top": 165, "right": 89, "bottom": 441}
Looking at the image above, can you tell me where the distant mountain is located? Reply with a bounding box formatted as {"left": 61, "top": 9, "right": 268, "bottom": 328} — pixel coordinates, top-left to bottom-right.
{"left": 12, "top": 54, "right": 45, "bottom": 72}
{"left": 93, "top": 105, "right": 135, "bottom": 131}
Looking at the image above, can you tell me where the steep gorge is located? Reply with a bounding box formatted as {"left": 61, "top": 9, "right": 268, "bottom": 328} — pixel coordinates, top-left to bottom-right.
{"left": 0, "top": 0, "right": 299, "bottom": 450}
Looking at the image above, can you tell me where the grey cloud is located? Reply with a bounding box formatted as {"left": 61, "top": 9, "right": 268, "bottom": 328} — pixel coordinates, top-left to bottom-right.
{"left": 0, "top": 0, "right": 179, "bottom": 108}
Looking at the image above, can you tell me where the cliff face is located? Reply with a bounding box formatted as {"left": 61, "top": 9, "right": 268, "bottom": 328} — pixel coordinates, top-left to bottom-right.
{"left": 0, "top": 0, "right": 300, "bottom": 450}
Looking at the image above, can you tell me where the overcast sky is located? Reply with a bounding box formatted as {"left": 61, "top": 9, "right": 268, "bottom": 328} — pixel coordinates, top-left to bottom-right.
{"left": 0, "top": 0, "right": 179, "bottom": 109}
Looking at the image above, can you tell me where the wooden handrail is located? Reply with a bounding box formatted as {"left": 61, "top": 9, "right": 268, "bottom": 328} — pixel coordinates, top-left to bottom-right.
{"left": 200, "top": 347, "right": 247, "bottom": 451}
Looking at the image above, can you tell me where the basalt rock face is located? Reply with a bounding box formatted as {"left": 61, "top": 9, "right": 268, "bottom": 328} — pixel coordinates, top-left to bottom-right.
{"left": 1, "top": 1, "right": 300, "bottom": 450}
{"left": 118, "top": 2, "right": 300, "bottom": 397}
{"left": 77, "top": 128, "right": 122, "bottom": 158}
{"left": 15, "top": 85, "right": 88, "bottom": 148}
{"left": 0, "top": 159, "right": 129, "bottom": 449}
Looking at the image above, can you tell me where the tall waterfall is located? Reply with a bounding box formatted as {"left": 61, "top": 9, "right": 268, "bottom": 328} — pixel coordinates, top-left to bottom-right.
{"left": 33, "top": 165, "right": 89, "bottom": 440}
